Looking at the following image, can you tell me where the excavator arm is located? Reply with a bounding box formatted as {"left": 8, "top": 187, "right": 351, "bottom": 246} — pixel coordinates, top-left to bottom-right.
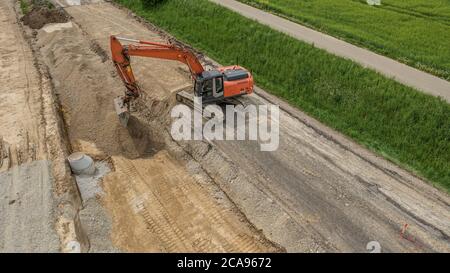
{"left": 110, "top": 35, "right": 205, "bottom": 101}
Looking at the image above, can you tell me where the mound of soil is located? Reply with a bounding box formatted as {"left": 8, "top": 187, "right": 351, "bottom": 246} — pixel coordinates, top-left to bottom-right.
{"left": 22, "top": 7, "right": 68, "bottom": 29}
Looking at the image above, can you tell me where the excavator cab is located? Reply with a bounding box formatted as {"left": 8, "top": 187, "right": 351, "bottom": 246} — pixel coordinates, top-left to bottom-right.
{"left": 194, "top": 70, "right": 225, "bottom": 103}
{"left": 194, "top": 67, "right": 253, "bottom": 103}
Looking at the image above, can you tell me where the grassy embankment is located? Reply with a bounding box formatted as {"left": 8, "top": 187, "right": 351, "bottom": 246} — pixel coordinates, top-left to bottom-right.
{"left": 239, "top": 0, "right": 450, "bottom": 81}
{"left": 114, "top": 0, "right": 450, "bottom": 191}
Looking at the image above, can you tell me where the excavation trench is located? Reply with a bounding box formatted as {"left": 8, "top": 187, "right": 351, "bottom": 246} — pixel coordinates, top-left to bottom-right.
{"left": 26, "top": 4, "right": 279, "bottom": 252}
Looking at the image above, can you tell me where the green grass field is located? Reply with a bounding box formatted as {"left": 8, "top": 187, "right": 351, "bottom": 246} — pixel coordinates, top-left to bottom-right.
{"left": 114, "top": 0, "right": 450, "bottom": 191}
{"left": 238, "top": 0, "right": 450, "bottom": 81}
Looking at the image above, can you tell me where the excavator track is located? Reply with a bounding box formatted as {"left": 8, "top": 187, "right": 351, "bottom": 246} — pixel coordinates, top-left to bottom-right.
{"left": 176, "top": 90, "right": 248, "bottom": 113}
{"left": 176, "top": 90, "right": 196, "bottom": 109}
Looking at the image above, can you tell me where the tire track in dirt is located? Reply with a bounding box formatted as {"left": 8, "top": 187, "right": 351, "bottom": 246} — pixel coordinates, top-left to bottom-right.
{"left": 114, "top": 156, "right": 193, "bottom": 252}
{"left": 139, "top": 155, "right": 266, "bottom": 252}
{"left": 0, "top": 0, "right": 44, "bottom": 169}
{"left": 110, "top": 153, "right": 268, "bottom": 252}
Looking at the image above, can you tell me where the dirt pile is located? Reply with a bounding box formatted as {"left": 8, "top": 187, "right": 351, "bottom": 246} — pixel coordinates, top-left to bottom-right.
{"left": 22, "top": 7, "right": 68, "bottom": 29}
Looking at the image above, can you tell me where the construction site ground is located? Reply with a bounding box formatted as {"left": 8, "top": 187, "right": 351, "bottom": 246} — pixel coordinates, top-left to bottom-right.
{"left": 0, "top": 0, "right": 449, "bottom": 253}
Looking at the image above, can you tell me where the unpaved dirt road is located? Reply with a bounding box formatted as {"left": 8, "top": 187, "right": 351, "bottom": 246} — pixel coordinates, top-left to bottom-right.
{"left": 33, "top": 0, "right": 277, "bottom": 252}
{"left": 0, "top": 0, "right": 80, "bottom": 252}
{"left": 48, "top": 0, "right": 450, "bottom": 253}
{"left": 0, "top": 0, "right": 45, "bottom": 171}
{"left": 211, "top": 0, "right": 450, "bottom": 103}
{"left": 0, "top": 0, "right": 59, "bottom": 252}
{"left": 218, "top": 90, "right": 450, "bottom": 252}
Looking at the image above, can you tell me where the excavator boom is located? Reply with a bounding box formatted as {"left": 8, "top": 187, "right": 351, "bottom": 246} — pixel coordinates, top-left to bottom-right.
{"left": 111, "top": 36, "right": 204, "bottom": 99}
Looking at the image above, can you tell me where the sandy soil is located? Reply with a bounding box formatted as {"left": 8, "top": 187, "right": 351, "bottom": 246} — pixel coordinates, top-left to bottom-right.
{"left": 0, "top": 0, "right": 83, "bottom": 252}
{"left": 33, "top": 10, "right": 278, "bottom": 252}
{"left": 103, "top": 151, "right": 272, "bottom": 252}
{"left": 55, "top": 1, "right": 450, "bottom": 253}
{"left": 0, "top": 0, "right": 46, "bottom": 169}
{"left": 0, "top": 0, "right": 57, "bottom": 252}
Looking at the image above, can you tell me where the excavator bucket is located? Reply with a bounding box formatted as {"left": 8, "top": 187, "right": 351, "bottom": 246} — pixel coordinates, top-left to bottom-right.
{"left": 114, "top": 97, "right": 130, "bottom": 127}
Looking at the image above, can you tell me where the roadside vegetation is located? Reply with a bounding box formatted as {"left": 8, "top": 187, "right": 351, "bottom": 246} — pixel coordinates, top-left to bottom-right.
{"left": 114, "top": 0, "right": 450, "bottom": 191}
{"left": 238, "top": 0, "right": 450, "bottom": 81}
{"left": 20, "top": 0, "right": 54, "bottom": 14}
{"left": 19, "top": 0, "right": 30, "bottom": 14}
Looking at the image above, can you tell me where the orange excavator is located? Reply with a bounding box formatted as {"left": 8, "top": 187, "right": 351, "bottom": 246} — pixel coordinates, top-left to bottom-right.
{"left": 110, "top": 35, "right": 254, "bottom": 125}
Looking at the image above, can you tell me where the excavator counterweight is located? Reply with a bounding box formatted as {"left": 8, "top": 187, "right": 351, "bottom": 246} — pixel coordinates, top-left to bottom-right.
{"left": 110, "top": 35, "right": 254, "bottom": 126}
